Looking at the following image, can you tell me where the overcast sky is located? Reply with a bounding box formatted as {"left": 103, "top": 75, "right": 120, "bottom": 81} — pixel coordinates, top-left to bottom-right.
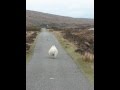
{"left": 26, "top": 0, "right": 94, "bottom": 18}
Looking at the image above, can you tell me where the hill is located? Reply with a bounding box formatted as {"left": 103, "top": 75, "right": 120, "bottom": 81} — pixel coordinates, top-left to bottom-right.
{"left": 26, "top": 10, "right": 94, "bottom": 29}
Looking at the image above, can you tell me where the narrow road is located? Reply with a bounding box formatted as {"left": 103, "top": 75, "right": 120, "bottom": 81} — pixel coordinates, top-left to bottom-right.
{"left": 26, "top": 28, "right": 94, "bottom": 90}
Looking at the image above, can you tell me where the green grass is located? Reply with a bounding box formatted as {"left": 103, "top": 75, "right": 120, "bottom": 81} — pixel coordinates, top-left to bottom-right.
{"left": 53, "top": 31, "right": 94, "bottom": 85}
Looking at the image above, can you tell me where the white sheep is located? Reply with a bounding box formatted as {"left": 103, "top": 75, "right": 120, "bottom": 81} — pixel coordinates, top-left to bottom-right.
{"left": 48, "top": 45, "right": 58, "bottom": 58}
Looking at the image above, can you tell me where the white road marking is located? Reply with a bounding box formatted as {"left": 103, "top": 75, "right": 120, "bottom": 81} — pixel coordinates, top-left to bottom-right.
{"left": 49, "top": 78, "right": 55, "bottom": 80}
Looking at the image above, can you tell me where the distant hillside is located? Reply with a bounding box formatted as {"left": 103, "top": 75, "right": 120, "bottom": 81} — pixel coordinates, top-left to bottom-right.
{"left": 26, "top": 10, "right": 94, "bottom": 29}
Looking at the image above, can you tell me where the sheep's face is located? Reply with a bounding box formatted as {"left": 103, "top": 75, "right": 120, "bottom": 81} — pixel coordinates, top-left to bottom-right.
{"left": 48, "top": 45, "right": 58, "bottom": 59}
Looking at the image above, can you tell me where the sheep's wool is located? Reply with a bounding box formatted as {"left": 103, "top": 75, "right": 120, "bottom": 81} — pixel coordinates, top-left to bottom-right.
{"left": 48, "top": 45, "right": 58, "bottom": 58}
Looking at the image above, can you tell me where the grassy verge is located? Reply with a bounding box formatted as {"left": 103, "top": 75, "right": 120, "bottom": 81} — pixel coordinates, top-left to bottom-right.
{"left": 53, "top": 31, "right": 94, "bottom": 85}
{"left": 26, "top": 32, "right": 40, "bottom": 64}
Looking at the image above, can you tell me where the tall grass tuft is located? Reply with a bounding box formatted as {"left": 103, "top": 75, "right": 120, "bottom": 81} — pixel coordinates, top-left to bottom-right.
{"left": 81, "top": 52, "right": 94, "bottom": 62}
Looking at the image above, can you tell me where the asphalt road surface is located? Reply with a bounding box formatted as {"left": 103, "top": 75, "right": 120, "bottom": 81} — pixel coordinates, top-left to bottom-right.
{"left": 26, "top": 28, "right": 94, "bottom": 90}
